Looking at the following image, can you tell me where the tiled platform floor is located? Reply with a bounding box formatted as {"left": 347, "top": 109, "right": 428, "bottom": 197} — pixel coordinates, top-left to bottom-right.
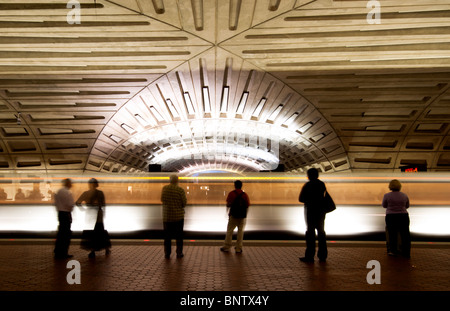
{"left": 0, "top": 239, "right": 449, "bottom": 292}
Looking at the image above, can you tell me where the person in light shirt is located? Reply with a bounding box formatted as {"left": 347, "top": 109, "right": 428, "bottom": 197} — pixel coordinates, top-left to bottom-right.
{"left": 53, "top": 178, "right": 75, "bottom": 259}
{"left": 382, "top": 179, "right": 411, "bottom": 258}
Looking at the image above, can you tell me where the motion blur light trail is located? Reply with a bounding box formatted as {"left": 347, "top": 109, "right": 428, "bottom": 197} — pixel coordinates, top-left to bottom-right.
{"left": 0, "top": 172, "right": 449, "bottom": 238}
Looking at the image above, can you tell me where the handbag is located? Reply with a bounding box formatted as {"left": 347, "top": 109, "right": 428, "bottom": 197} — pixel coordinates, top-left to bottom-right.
{"left": 323, "top": 191, "right": 336, "bottom": 213}
{"left": 80, "top": 207, "right": 111, "bottom": 251}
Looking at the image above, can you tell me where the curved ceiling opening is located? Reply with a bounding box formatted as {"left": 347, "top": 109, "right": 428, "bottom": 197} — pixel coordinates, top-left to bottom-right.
{"left": 94, "top": 53, "right": 348, "bottom": 174}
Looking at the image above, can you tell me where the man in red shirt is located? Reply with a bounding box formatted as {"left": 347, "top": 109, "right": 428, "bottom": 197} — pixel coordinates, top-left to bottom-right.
{"left": 220, "top": 180, "right": 250, "bottom": 254}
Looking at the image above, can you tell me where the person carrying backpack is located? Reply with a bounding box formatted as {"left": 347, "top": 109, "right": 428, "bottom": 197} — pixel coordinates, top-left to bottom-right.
{"left": 220, "top": 180, "right": 250, "bottom": 254}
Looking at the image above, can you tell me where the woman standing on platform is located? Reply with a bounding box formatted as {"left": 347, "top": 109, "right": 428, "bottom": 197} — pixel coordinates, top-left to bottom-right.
{"left": 382, "top": 179, "right": 411, "bottom": 258}
{"left": 76, "top": 178, "right": 111, "bottom": 258}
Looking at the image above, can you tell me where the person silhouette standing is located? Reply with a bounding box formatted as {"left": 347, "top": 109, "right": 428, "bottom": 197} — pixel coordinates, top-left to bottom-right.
{"left": 220, "top": 180, "right": 250, "bottom": 254}
{"left": 161, "top": 175, "right": 187, "bottom": 259}
{"left": 382, "top": 179, "right": 411, "bottom": 258}
{"left": 54, "top": 178, "right": 75, "bottom": 259}
{"left": 299, "top": 168, "right": 328, "bottom": 263}
{"left": 76, "top": 178, "right": 111, "bottom": 258}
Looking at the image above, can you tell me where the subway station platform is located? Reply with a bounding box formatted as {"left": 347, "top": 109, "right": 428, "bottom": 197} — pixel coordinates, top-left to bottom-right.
{"left": 1, "top": 239, "right": 449, "bottom": 308}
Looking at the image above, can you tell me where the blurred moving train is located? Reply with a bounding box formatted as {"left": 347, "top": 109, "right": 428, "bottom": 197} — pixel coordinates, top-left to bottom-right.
{"left": 0, "top": 172, "right": 449, "bottom": 240}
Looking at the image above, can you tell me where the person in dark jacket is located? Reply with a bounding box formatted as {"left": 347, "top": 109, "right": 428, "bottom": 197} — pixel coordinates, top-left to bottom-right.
{"left": 299, "top": 168, "right": 328, "bottom": 262}
{"left": 76, "top": 178, "right": 111, "bottom": 258}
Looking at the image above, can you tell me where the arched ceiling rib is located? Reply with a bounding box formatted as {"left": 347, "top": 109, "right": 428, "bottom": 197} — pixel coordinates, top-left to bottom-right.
{"left": 0, "top": 0, "right": 450, "bottom": 175}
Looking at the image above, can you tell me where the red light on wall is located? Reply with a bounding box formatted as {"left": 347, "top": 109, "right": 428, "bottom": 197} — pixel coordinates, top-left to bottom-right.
{"left": 405, "top": 167, "right": 418, "bottom": 173}
{"left": 400, "top": 165, "right": 427, "bottom": 172}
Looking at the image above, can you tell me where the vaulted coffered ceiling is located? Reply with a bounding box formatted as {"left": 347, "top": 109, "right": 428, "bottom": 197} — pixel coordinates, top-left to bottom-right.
{"left": 0, "top": 0, "right": 450, "bottom": 175}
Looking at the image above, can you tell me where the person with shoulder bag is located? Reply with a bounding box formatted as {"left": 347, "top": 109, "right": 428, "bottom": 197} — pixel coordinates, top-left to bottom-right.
{"left": 298, "top": 168, "right": 333, "bottom": 263}
{"left": 76, "top": 178, "right": 111, "bottom": 258}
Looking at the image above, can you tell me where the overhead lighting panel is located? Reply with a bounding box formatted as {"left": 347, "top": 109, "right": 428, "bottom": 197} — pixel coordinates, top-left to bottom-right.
{"left": 283, "top": 112, "right": 299, "bottom": 127}
{"left": 134, "top": 113, "right": 150, "bottom": 127}
{"left": 220, "top": 86, "right": 229, "bottom": 113}
{"left": 236, "top": 91, "right": 248, "bottom": 115}
{"left": 107, "top": 134, "right": 122, "bottom": 144}
{"left": 120, "top": 123, "right": 135, "bottom": 134}
{"left": 298, "top": 117, "right": 320, "bottom": 134}
{"left": 149, "top": 106, "right": 165, "bottom": 122}
{"left": 166, "top": 99, "right": 180, "bottom": 119}
{"left": 267, "top": 104, "right": 283, "bottom": 122}
{"left": 202, "top": 86, "right": 211, "bottom": 114}
{"left": 298, "top": 122, "right": 313, "bottom": 134}
{"left": 252, "top": 97, "right": 266, "bottom": 118}
{"left": 183, "top": 92, "right": 195, "bottom": 115}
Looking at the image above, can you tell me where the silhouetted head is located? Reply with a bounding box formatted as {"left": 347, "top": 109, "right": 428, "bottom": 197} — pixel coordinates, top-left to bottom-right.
{"left": 307, "top": 168, "right": 319, "bottom": 180}
{"left": 62, "top": 178, "right": 72, "bottom": 189}
{"left": 389, "top": 179, "right": 402, "bottom": 191}
{"left": 170, "top": 175, "right": 179, "bottom": 185}
{"left": 88, "top": 178, "right": 99, "bottom": 189}
{"left": 234, "top": 180, "right": 243, "bottom": 189}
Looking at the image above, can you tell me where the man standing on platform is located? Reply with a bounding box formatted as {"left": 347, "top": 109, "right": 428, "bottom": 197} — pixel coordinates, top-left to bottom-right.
{"left": 161, "top": 175, "right": 187, "bottom": 259}
{"left": 220, "top": 180, "right": 250, "bottom": 254}
{"left": 54, "top": 178, "right": 75, "bottom": 259}
{"left": 299, "top": 168, "right": 328, "bottom": 263}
